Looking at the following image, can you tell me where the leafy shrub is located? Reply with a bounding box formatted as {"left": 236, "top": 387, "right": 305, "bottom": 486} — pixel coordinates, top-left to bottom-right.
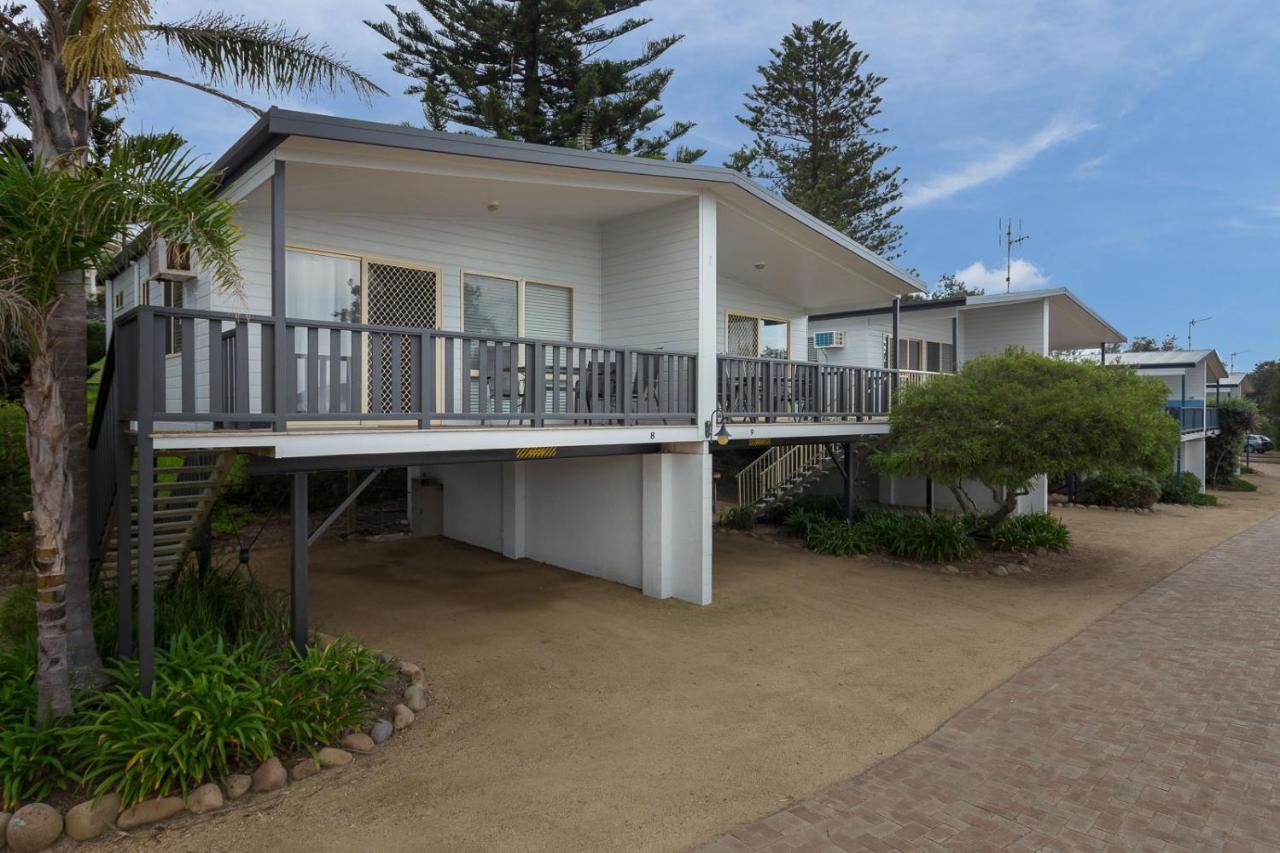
{"left": 1220, "top": 477, "right": 1258, "bottom": 492}
{"left": 759, "top": 492, "right": 845, "bottom": 525}
{"left": 782, "top": 507, "right": 832, "bottom": 538}
{"left": 1076, "top": 471, "right": 1161, "bottom": 508}
{"left": 153, "top": 565, "right": 288, "bottom": 650}
{"left": 1158, "top": 472, "right": 1202, "bottom": 505}
{"left": 0, "top": 641, "right": 95, "bottom": 809}
{"left": 1191, "top": 493, "right": 1219, "bottom": 506}
{"left": 871, "top": 513, "right": 978, "bottom": 562}
{"left": 805, "top": 519, "right": 877, "bottom": 556}
{"left": 718, "top": 505, "right": 755, "bottom": 530}
{"left": 0, "top": 582, "right": 35, "bottom": 649}
{"left": 265, "top": 638, "right": 392, "bottom": 751}
{"left": 991, "top": 513, "right": 1071, "bottom": 552}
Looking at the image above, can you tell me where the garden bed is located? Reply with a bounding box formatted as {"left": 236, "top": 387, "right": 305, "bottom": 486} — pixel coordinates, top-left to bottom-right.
{"left": 0, "top": 565, "right": 431, "bottom": 850}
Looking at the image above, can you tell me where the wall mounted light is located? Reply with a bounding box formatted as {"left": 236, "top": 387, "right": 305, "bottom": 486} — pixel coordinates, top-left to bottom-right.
{"left": 753, "top": 262, "right": 766, "bottom": 270}
{"left": 705, "top": 406, "right": 732, "bottom": 446}
{"left": 486, "top": 200, "right": 501, "bottom": 212}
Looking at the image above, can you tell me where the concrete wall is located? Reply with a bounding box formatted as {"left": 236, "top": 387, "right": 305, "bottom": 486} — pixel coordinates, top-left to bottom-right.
{"left": 415, "top": 451, "right": 712, "bottom": 605}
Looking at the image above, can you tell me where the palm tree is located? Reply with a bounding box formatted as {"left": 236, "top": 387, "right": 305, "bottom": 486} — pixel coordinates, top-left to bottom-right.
{"left": 0, "top": 1, "right": 384, "bottom": 696}
{"left": 0, "top": 136, "right": 241, "bottom": 719}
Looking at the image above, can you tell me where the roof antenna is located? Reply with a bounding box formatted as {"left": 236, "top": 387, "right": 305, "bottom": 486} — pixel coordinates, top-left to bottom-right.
{"left": 998, "top": 218, "right": 1031, "bottom": 293}
{"left": 1228, "top": 350, "right": 1248, "bottom": 372}
{"left": 1187, "top": 316, "right": 1211, "bottom": 350}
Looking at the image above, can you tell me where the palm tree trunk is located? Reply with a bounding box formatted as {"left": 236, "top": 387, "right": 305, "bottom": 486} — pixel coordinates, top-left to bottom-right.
{"left": 51, "top": 278, "right": 108, "bottom": 687}
{"left": 23, "top": 314, "right": 75, "bottom": 720}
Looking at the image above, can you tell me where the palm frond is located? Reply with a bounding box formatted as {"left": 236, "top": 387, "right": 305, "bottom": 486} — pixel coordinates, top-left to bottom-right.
{"left": 145, "top": 13, "right": 385, "bottom": 102}
{"left": 126, "top": 66, "right": 262, "bottom": 115}
{"left": 61, "top": 0, "right": 151, "bottom": 94}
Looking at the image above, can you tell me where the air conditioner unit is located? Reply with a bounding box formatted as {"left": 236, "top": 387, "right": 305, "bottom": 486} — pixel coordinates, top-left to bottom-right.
{"left": 813, "top": 331, "right": 845, "bottom": 349}
{"left": 147, "top": 237, "right": 196, "bottom": 281}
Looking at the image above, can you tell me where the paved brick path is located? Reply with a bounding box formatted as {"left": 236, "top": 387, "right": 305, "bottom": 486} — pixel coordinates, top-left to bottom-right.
{"left": 696, "top": 516, "right": 1280, "bottom": 852}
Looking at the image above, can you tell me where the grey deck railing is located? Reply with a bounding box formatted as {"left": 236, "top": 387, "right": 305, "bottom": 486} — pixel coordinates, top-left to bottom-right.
{"left": 716, "top": 355, "right": 894, "bottom": 421}
{"left": 110, "top": 306, "right": 697, "bottom": 430}
{"left": 1166, "top": 401, "right": 1218, "bottom": 433}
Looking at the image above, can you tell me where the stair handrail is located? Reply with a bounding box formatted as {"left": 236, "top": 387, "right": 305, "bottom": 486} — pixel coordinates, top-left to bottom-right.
{"left": 737, "top": 443, "right": 840, "bottom": 509}
{"left": 88, "top": 335, "right": 119, "bottom": 570}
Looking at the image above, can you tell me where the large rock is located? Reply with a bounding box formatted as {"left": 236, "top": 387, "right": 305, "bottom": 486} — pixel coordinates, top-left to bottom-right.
{"left": 288, "top": 759, "right": 322, "bottom": 782}
{"left": 186, "top": 783, "right": 224, "bottom": 815}
{"left": 252, "top": 757, "right": 287, "bottom": 793}
{"left": 392, "top": 703, "right": 415, "bottom": 731}
{"left": 116, "top": 796, "right": 183, "bottom": 830}
{"left": 224, "top": 774, "right": 252, "bottom": 801}
{"left": 403, "top": 685, "right": 428, "bottom": 712}
{"left": 317, "top": 747, "right": 353, "bottom": 769}
{"left": 393, "top": 659, "right": 426, "bottom": 687}
{"left": 341, "top": 732, "right": 375, "bottom": 754}
{"left": 5, "top": 804, "right": 62, "bottom": 852}
{"left": 369, "top": 719, "right": 393, "bottom": 745}
{"left": 65, "top": 793, "right": 121, "bottom": 841}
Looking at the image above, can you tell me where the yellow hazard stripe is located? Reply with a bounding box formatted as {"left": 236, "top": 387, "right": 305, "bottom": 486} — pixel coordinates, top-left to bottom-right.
{"left": 515, "top": 446, "right": 558, "bottom": 459}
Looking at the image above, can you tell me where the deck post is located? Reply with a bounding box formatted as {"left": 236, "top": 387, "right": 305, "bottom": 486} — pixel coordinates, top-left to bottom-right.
{"left": 291, "top": 472, "right": 309, "bottom": 653}
{"left": 136, "top": 309, "right": 155, "bottom": 694}
{"left": 271, "top": 160, "right": 288, "bottom": 431}
{"left": 115, "top": 433, "right": 133, "bottom": 658}
{"left": 891, "top": 296, "right": 901, "bottom": 395}
{"left": 1099, "top": 343, "right": 1106, "bottom": 366}
{"left": 925, "top": 477, "right": 934, "bottom": 515}
{"left": 843, "top": 442, "right": 855, "bottom": 523}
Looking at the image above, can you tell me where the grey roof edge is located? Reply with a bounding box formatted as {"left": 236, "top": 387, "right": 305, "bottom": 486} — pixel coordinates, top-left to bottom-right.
{"left": 810, "top": 296, "right": 967, "bottom": 322}
{"left": 211, "top": 108, "right": 926, "bottom": 294}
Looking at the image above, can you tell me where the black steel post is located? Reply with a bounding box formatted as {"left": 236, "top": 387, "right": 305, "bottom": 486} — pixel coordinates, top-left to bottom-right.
{"left": 1099, "top": 343, "right": 1106, "bottom": 366}
{"left": 291, "top": 472, "right": 309, "bottom": 653}
{"left": 272, "top": 161, "right": 289, "bottom": 431}
{"left": 925, "top": 477, "right": 934, "bottom": 515}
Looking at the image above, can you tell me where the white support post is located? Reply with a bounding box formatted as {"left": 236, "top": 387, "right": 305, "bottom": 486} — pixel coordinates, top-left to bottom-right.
{"left": 696, "top": 192, "right": 718, "bottom": 435}
{"left": 501, "top": 461, "right": 527, "bottom": 559}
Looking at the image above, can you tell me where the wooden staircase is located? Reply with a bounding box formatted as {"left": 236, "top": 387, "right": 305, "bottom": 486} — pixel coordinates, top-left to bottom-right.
{"left": 736, "top": 443, "right": 844, "bottom": 515}
{"left": 97, "top": 449, "right": 236, "bottom": 585}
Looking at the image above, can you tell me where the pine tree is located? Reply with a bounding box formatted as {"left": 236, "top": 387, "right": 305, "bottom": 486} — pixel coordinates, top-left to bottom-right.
{"left": 368, "top": 0, "right": 704, "bottom": 162}
{"left": 729, "top": 20, "right": 905, "bottom": 258}
{"left": 902, "top": 273, "right": 984, "bottom": 304}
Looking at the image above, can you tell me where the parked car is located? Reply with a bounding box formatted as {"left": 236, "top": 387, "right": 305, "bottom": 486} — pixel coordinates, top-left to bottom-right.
{"left": 1246, "top": 434, "right": 1273, "bottom": 453}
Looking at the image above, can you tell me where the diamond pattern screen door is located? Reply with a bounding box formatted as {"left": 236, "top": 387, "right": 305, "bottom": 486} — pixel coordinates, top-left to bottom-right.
{"left": 364, "top": 260, "right": 440, "bottom": 416}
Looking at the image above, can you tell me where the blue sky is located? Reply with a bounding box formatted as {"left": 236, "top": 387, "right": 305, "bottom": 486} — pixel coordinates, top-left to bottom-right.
{"left": 118, "top": 0, "right": 1279, "bottom": 371}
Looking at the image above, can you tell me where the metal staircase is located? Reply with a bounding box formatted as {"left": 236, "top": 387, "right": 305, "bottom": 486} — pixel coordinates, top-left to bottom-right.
{"left": 89, "top": 335, "right": 236, "bottom": 585}
{"left": 736, "top": 443, "right": 844, "bottom": 515}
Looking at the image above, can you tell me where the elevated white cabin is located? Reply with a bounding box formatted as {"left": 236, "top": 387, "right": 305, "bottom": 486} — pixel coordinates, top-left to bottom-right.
{"left": 1209, "top": 371, "right": 1255, "bottom": 402}
{"left": 1108, "top": 349, "right": 1228, "bottom": 488}
{"left": 95, "top": 108, "right": 923, "bottom": 612}
{"left": 808, "top": 288, "right": 1126, "bottom": 514}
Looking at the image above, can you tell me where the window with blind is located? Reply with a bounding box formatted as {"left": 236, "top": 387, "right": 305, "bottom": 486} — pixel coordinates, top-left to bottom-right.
{"left": 523, "top": 281, "right": 573, "bottom": 340}
{"left": 463, "top": 273, "right": 518, "bottom": 337}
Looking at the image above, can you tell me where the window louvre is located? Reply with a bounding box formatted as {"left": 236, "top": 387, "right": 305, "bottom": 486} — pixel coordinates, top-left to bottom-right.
{"left": 523, "top": 281, "right": 572, "bottom": 340}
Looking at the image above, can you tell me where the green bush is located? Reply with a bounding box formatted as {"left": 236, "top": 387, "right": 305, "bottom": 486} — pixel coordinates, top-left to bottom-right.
{"left": 871, "top": 513, "right": 979, "bottom": 562}
{"left": 1158, "top": 471, "right": 1203, "bottom": 505}
{"left": 1191, "top": 493, "right": 1219, "bottom": 506}
{"left": 991, "top": 513, "right": 1071, "bottom": 552}
{"left": 265, "top": 638, "right": 392, "bottom": 752}
{"left": 1220, "top": 477, "right": 1258, "bottom": 492}
{"left": 782, "top": 507, "right": 832, "bottom": 538}
{"left": 1077, "top": 471, "right": 1161, "bottom": 508}
{"left": 718, "top": 505, "right": 755, "bottom": 530}
{"left": 760, "top": 492, "right": 845, "bottom": 525}
{"left": 805, "top": 519, "right": 877, "bottom": 556}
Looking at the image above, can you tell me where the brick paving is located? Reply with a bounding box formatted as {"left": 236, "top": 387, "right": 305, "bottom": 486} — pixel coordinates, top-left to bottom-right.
{"left": 696, "top": 515, "right": 1280, "bottom": 852}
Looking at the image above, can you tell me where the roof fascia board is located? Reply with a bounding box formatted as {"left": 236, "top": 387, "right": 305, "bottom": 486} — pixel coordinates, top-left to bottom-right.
{"left": 810, "top": 296, "right": 967, "bottom": 322}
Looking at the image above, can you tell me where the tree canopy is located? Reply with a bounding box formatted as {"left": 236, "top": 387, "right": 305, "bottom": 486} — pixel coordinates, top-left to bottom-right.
{"left": 368, "top": 0, "right": 702, "bottom": 161}
{"left": 1246, "top": 360, "right": 1280, "bottom": 427}
{"left": 902, "top": 272, "right": 982, "bottom": 304}
{"left": 727, "top": 19, "right": 905, "bottom": 259}
{"left": 874, "top": 349, "right": 1180, "bottom": 521}
{"left": 1126, "top": 334, "right": 1179, "bottom": 352}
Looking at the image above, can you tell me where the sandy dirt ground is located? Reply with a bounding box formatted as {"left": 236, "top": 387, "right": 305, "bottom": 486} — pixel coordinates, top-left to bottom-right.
{"left": 112, "top": 467, "right": 1280, "bottom": 853}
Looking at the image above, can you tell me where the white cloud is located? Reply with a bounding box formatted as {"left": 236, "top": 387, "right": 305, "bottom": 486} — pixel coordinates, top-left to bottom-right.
{"left": 902, "top": 116, "right": 1097, "bottom": 208}
{"left": 955, "top": 258, "right": 1050, "bottom": 291}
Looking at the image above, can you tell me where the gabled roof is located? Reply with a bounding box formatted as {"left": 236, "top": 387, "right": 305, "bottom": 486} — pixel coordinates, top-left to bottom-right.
{"left": 208, "top": 108, "right": 925, "bottom": 296}
{"left": 1212, "top": 371, "right": 1256, "bottom": 392}
{"left": 1109, "top": 348, "right": 1229, "bottom": 380}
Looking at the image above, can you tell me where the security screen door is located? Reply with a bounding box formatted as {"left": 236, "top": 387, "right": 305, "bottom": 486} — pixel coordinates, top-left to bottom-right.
{"left": 365, "top": 261, "right": 440, "bottom": 414}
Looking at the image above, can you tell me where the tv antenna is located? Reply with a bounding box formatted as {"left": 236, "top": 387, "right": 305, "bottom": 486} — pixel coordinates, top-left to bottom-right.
{"left": 1187, "top": 316, "right": 1211, "bottom": 349}
{"left": 998, "top": 218, "right": 1031, "bottom": 293}
{"left": 1228, "top": 350, "right": 1249, "bottom": 372}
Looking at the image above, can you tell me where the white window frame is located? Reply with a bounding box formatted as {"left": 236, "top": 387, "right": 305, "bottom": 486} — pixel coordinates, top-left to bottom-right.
{"left": 725, "top": 310, "right": 792, "bottom": 359}
{"left": 458, "top": 269, "right": 576, "bottom": 340}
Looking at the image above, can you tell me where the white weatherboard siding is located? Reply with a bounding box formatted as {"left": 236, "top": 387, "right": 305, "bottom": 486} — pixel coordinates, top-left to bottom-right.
{"left": 1183, "top": 438, "right": 1207, "bottom": 489}
{"left": 808, "top": 311, "right": 953, "bottom": 368}
{"left": 601, "top": 198, "right": 700, "bottom": 353}
{"left": 717, "top": 275, "right": 808, "bottom": 361}
{"left": 958, "top": 299, "right": 1047, "bottom": 362}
